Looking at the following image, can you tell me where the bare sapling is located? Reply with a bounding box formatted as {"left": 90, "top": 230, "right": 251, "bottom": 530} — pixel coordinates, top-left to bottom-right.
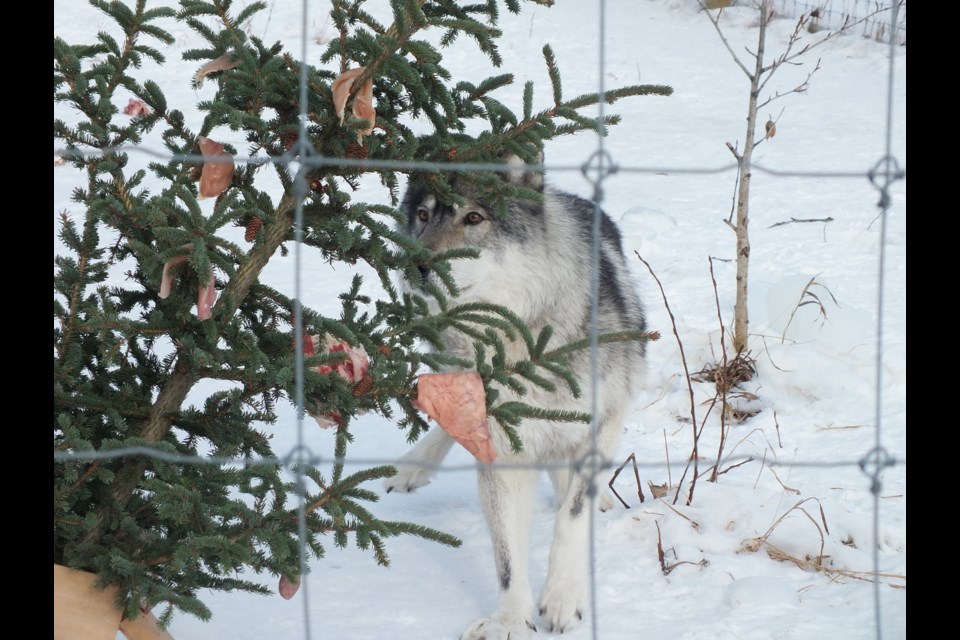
{"left": 699, "top": 0, "right": 897, "bottom": 354}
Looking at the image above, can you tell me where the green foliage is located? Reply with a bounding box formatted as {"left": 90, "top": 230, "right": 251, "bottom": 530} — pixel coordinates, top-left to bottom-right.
{"left": 54, "top": 0, "right": 669, "bottom": 624}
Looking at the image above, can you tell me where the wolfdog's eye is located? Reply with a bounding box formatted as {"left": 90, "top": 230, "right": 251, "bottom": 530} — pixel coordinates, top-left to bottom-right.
{"left": 464, "top": 211, "right": 484, "bottom": 225}
{"left": 417, "top": 208, "right": 429, "bottom": 222}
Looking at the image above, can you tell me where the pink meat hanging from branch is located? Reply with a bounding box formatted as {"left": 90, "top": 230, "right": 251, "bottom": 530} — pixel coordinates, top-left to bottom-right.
{"left": 301, "top": 333, "right": 371, "bottom": 428}
{"left": 414, "top": 372, "right": 496, "bottom": 464}
{"left": 197, "top": 137, "right": 234, "bottom": 199}
{"left": 331, "top": 67, "right": 375, "bottom": 145}
{"left": 158, "top": 245, "right": 218, "bottom": 321}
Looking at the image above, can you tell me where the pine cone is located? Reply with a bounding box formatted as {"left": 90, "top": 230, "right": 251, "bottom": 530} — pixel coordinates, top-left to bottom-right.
{"left": 245, "top": 217, "right": 263, "bottom": 242}
{"left": 345, "top": 143, "right": 369, "bottom": 160}
{"left": 352, "top": 373, "right": 373, "bottom": 397}
{"left": 281, "top": 130, "right": 298, "bottom": 150}
{"left": 376, "top": 345, "right": 392, "bottom": 356}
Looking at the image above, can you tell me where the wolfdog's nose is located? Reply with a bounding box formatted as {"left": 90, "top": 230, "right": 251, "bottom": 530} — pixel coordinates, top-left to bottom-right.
{"left": 417, "top": 265, "right": 431, "bottom": 282}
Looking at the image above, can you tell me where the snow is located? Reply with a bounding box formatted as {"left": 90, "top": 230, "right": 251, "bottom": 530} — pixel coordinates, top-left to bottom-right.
{"left": 53, "top": 1, "right": 906, "bottom": 639}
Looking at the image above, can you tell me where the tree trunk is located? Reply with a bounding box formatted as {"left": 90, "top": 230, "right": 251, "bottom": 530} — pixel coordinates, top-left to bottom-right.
{"left": 732, "top": 0, "right": 769, "bottom": 354}
{"left": 77, "top": 195, "right": 299, "bottom": 549}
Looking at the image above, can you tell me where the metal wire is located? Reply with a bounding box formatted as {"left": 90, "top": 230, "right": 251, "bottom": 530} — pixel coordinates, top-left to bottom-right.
{"left": 863, "top": 2, "right": 903, "bottom": 638}
{"left": 293, "top": 0, "right": 313, "bottom": 636}
{"left": 586, "top": 2, "right": 610, "bottom": 635}
{"left": 51, "top": 446, "right": 903, "bottom": 471}
{"left": 51, "top": 1, "right": 906, "bottom": 638}
{"left": 52, "top": 145, "right": 906, "bottom": 180}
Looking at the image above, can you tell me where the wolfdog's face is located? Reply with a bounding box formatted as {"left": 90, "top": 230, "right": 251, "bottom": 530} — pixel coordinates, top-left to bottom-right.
{"left": 400, "top": 174, "right": 544, "bottom": 296}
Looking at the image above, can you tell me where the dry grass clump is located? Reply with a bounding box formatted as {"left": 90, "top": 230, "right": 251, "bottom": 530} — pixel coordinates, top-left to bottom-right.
{"left": 740, "top": 497, "right": 907, "bottom": 589}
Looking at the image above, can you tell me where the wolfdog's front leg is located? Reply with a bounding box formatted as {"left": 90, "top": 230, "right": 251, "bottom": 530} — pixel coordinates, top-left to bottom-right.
{"left": 461, "top": 466, "right": 538, "bottom": 640}
{"left": 383, "top": 427, "right": 455, "bottom": 493}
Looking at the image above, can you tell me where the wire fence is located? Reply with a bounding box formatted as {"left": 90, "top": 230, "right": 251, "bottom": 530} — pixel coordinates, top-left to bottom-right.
{"left": 772, "top": 0, "right": 906, "bottom": 45}
{"left": 53, "top": 0, "right": 905, "bottom": 638}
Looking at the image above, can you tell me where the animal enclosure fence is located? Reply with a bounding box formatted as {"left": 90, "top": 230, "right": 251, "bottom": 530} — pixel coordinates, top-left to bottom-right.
{"left": 53, "top": 1, "right": 906, "bottom": 638}
{"left": 771, "top": 0, "right": 906, "bottom": 45}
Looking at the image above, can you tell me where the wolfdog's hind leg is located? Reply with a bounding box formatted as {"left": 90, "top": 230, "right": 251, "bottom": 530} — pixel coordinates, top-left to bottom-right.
{"left": 383, "top": 427, "right": 455, "bottom": 493}
{"left": 539, "top": 408, "right": 627, "bottom": 632}
{"left": 537, "top": 472, "right": 591, "bottom": 633}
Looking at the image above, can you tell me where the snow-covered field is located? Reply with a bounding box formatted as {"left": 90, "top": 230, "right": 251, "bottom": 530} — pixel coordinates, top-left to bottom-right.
{"left": 54, "top": 1, "right": 906, "bottom": 638}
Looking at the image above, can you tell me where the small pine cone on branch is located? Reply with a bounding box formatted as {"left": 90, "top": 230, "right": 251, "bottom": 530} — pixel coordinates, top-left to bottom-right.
{"left": 345, "top": 143, "right": 369, "bottom": 160}
{"left": 281, "top": 130, "right": 298, "bottom": 150}
{"left": 245, "top": 217, "right": 263, "bottom": 242}
{"left": 353, "top": 373, "right": 374, "bottom": 397}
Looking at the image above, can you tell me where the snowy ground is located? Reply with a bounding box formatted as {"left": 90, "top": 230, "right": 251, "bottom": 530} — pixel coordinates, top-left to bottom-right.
{"left": 54, "top": 1, "right": 906, "bottom": 639}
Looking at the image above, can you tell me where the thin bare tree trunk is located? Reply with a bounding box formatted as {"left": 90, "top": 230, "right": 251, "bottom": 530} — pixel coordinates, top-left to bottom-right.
{"left": 732, "top": 0, "right": 769, "bottom": 354}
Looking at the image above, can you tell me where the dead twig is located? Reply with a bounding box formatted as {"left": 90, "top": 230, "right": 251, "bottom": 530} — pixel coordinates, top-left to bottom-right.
{"left": 608, "top": 453, "right": 645, "bottom": 508}
{"left": 663, "top": 429, "right": 672, "bottom": 489}
{"left": 655, "top": 520, "right": 709, "bottom": 576}
{"left": 717, "top": 456, "right": 754, "bottom": 477}
{"left": 708, "top": 257, "right": 730, "bottom": 483}
{"left": 768, "top": 465, "right": 800, "bottom": 495}
{"left": 742, "top": 497, "right": 829, "bottom": 568}
{"left": 635, "top": 253, "right": 700, "bottom": 506}
{"left": 754, "top": 448, "right": 767, "bottom": 489}
{"left": 768, "top": 216, "right": 835, "bottom": 228}
{"left": 717, "top": 427, "right": 764, "bottom": 474}
{"left": 756, "top": 335, "right": 792, "bottom": 373}
{"left": 815, "top": 424, "right": 867, "bottom": 432}
{"left": 658, "top": 498, "right": 701, "bottom": 531}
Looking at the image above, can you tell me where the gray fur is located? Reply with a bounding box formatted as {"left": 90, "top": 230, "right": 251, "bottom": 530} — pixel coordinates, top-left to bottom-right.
{"left": 386, "top": 159, "right": 646, "bottom": 639}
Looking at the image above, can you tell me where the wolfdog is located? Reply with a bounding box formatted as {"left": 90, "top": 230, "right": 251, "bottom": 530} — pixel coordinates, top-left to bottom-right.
{"left": 385, "top": 155, "right": 646, "bottom": 639}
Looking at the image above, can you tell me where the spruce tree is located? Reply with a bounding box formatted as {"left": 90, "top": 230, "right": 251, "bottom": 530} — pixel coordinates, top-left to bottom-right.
{"left": 54, "top": 0, "right": 671, "bottom": 624}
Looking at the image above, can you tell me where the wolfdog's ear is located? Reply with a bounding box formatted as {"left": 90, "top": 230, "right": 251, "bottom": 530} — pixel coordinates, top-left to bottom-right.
{"left": 499, "top": 150, "right": 544, "bottom": 192}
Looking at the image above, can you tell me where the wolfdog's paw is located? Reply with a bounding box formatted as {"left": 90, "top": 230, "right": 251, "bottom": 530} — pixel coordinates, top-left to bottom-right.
{"left": 597, "top": 488, "right": 617, "bottom": 512}
{"left": 460, "top": 614, "right": 536, "bottom": 640}
{"left": 383, "top": 466, "right": 433, "bottom": 494}
{"left": 538, "top": 577, "right": 587, "bottom": 634}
